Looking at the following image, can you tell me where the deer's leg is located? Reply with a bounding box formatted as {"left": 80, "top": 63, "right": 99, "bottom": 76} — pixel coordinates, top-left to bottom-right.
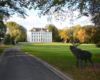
{"left": 80, "top": 60, "right": 82, "bottom": 70}
{"left": 76, "top": 59, "right": 78, "bottom": 68}
{"left": 83, "top": 59, "right": 87, "bottom": 67}
{"left": 88, "top": 59, "right": 94, "bottom": 67}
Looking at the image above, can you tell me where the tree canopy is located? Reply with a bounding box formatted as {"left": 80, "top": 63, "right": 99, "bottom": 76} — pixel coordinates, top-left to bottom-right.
{"left": 0, "top": 0, "right": 31, "bottom": 19}
{"left": 33, "top": 0, "right": 100, "bottom": 26}
{"left": 0, "top": 0, "right": 99, "bottom": 26}
{"left": 0, "top": 0, "right": 33, "bottom": 40}
{"left": 45, "top": 24, "right": 61, "bottom": 42}
{"left": 60, "top": 30, "right": 69, "bottom": 43}
{"left": 6, "top": 21, "right": 27, "bottom": 42}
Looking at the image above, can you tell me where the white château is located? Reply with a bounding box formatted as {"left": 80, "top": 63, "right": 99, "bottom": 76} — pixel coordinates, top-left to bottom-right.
{"left": 27, "top": 27, "right": 52, "bottom": 42}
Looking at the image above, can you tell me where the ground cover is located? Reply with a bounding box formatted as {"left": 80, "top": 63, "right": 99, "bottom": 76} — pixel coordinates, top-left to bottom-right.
{"left": 15, "top": 42, "right": 25, "bottom": 45}
{"left": 20, "top": 43, "right": 100, "bottom": 80}
{"left": 0, "top": 44, "right": 14, "bottom": 56}
{"left": 0, "top": 42, "right": 25, "bottom": 56}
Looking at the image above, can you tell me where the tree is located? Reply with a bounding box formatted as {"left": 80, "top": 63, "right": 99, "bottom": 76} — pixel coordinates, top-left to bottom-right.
{"left": 1, "top": 0, "right": 99, "bottom": 27}
{"left": 83, "top": 25, "right": 94, "bottom": 43}
{"left": 0, "top": 0, "right": 35, "bottom": 41}
{"left": 60, "top": 30, "right": 69, "bottom": 43}
{"left": 83, "top": 25, "right": 94, "bottom": 35}
{"left": 6, "top": 21, "right": 27, "bottom": 42}
{"left": 5, "top": 34, "right": 11, "bottom": 44}
{"left": 91, "top": 27, "right": 100, "bottom": 45}
{"left": 73, "top": 25, "right": 82, "bottom": 40}
{"left": 78, "top": 29, "right": 86, "bottom": 43}
{"left": 0, "top": 19, "right": 6, "bottom": 43}
{"left": 33, "top": 0, "right": 100, "bottom": 26}
{"left": 46, "top": 24, "right": 60, "bottom": 42}
{"left": 0, "top": 0, "right": 32, "bottom": 19}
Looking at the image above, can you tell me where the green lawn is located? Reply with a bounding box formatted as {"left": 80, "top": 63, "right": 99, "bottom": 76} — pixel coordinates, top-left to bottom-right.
{"left": 20, "top": 43, "right": 100, "bottom": 80}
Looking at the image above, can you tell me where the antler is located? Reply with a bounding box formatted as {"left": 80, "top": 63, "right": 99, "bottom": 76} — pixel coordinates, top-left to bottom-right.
{"left": 71, "top": 42, "right": 82, "bottom": 47}
{"left": 75, "top": 43, "right": 81, "bottom": 47}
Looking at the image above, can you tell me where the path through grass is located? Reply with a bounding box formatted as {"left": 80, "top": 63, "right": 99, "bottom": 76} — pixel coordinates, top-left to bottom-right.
{"left": 20, "top": 43, "right": 100, "bottom": 80}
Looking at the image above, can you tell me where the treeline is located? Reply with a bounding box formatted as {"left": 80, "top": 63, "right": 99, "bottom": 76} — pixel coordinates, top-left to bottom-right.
{"left": 3, "top": 22, "right": 100, "bottom": 47}
{"left": 46, "top": 24, "right": 100, "bottom": 47}
{"left": 5, "top": 21, "right": 27, "bottom": 44}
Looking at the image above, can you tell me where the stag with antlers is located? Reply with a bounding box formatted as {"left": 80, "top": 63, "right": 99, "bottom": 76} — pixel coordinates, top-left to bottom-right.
{"left": 70, "top": 43, "right": 94, "bottom": 69}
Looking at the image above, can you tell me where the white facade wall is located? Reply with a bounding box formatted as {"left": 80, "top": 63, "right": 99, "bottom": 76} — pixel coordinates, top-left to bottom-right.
{"left": 27, "top": 29, "right": 52, "bottom": 42}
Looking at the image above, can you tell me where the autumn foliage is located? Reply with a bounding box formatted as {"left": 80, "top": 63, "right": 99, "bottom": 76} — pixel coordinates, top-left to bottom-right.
{"left": 59, "top": 25, "right": 100, "bottom": 46}
{"left": 60, "top": 30, "right": 69, "bottom": 43}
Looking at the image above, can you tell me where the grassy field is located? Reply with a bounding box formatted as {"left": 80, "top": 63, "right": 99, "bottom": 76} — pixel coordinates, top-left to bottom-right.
{"left": 20, "top": 43, "right": 100, "bottom": 80}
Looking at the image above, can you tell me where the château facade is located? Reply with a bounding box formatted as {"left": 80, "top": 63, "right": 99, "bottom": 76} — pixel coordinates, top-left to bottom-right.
{"left": 27, "top": 27, "right": 52, "bottom": 42}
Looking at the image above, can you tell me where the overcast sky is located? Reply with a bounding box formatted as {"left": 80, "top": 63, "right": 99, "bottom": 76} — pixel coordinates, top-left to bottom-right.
{"left": 6, "top": 9, "right": 94, "bottom": 31}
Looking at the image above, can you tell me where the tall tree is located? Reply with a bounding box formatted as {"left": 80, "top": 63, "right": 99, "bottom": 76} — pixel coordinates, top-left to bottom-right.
{"left": 6, "top": 21, "right": 27, "bottom": 42}
{"left": 46, "top": 24, "right": 60, "bottom": 42}
{"left": 91, "top": 27, "right": 100, "bottom": 45}
{"left": 73, "top": 24, "right": 82, "bottom": 40}
{"left": 83, "top": 25, "right": 94, "bottom": 43}
{"left": 78, "top": 29, "right": 86, "bottom": 43}
{"left": 0, "top": 19, "right": 6, "bottom": 43}
{"left": 0, "top": 0, "right": 29, "bottom": 38}
{"left": 60, "top": 30, "right": 69, "bottom": 43}
{"left": 5, "top": 34, "right": 11, "bottom": 44}
{"left": 0, "top": 0, "right": 36, "bottom": 41}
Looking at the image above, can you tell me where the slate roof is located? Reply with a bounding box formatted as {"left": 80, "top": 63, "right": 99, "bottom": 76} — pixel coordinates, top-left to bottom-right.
{"left": 29, "top": 28, "right": 48, "bottom": 32}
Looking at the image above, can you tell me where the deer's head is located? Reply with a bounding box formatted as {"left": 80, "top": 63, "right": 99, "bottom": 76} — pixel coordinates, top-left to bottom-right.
{"left": 70, "top": 43, "right": 81, "bottom": 51}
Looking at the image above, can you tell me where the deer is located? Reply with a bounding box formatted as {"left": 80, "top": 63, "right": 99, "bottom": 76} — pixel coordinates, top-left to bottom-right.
{"left": 70, "top": 43, "right": 94, "bottom": 70}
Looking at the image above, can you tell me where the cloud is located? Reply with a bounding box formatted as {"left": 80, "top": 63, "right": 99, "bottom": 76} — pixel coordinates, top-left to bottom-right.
{"left": 6, "top": 12, "right": 94, "bottom": 31}
{"left": 7, "top": 16, "right": 50, "bottom": 30}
